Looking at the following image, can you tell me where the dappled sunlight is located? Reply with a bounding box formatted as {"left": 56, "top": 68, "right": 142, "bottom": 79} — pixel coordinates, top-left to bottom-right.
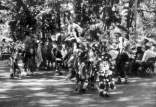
{"left": 0, "top": 82, "right": 16, "bottom": 91}
{"left": 58, "top": 95, "right": 70, "bottom": 100}
{"left": 0, "top": 68, "right": 8, "bottom": 71}
{"left": 128, "top": 77, "right": 153, "bottom": 83}
{"left": 68, "top": 95, "right": 85, "bottom": 100}
{"left": 129, "top": 79, "right": 138, "bottom": 83}
{"left": 56, "top": 87, "right": 71, "bottom": 92}
{"left": 0, "top": 61, "right": 156, "bottom": 107}
{"left": 77, "top": 98, "right": 95, "bottom": 104}
{"left": 151, "top": 81, "right": 156, "bottom": 85}
{"left": 30, "top": 92, "right": 58, "bottom": 98}
{"left": 0, "top": 88, "right": 10, "bottom": 93}
{"left": 16, "top": 81, "right": 48, "bottom": 86}
{"left": 138, "top": 82, "right": 156, "bottom": 87}
{"left": 128, "top": 77, "right": 142, "bottom": 80}
{"left": 116, "top": 96, "right": 134, "bottom": 102}
{"left": 39, "top": 99, "right": 61, "bottom": 104}
{"left": 28, "top": 87, "right": 45, "bottom": 91}
{"left": 18, "top": 78, "right": 63, "bottom": 83}
{"left": 0, "top": 94, "right": 10, "bottom": 99}
{"left": 111, "top": 91, "right": 124, "bottom": 95}
{"left": 127, "top": 106, "right": 139, "bottom": 107}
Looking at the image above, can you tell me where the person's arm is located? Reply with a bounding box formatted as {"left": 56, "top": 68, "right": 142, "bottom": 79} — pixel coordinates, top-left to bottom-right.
{"left": 67, "top": 25, "right": 71, "bottom": 36}
{"left": 75, "top": 24, "right": 83, "bottom": 36}
{"left": 142, "top": 51, "right": 147, "bottom": 62}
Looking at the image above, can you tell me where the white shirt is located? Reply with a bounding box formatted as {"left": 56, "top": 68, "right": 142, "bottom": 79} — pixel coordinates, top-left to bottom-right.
{"left": 68, "top": 23, "right": 83, "bottom": 38}
{"left": 142, "top": 49, "right": 156, "bottom": 62}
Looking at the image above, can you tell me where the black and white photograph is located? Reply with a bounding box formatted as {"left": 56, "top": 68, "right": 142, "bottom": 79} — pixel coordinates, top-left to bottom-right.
{"left": 0, "top": 0, "right": 156, "bottom": 107}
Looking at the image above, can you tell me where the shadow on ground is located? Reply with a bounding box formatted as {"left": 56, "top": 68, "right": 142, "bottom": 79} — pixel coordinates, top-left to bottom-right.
{"left": 0, "top": 61, "right": 156, "bottom": 107}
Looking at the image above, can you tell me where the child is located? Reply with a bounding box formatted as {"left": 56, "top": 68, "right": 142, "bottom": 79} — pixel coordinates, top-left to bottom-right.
{"left": 10, "top": 49, "right": 26, "bottom": 79}
{"left": 98, "top": 58, "right": 116, "bottom": 97}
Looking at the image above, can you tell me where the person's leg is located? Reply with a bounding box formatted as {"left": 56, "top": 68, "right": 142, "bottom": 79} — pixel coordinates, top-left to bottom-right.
{"left": 55, "top": 60, "right": 62, "bottom": 75}
{"left": 10, "top": 63, "right": 15, "bottom": 79}
{"left": 128, "top": 60, "right": 135, "bottom": 76}
{"left": 133, "top": 62, "right": 140, "bottom": 76}
{"left": 146, "top": 62, "right": 154, "bottom": 76}
{"left": 116, "top": 62, "right": 122, "bottom": 83}
{"left": 122, "top": 62, "right": 128, "bottom": 83}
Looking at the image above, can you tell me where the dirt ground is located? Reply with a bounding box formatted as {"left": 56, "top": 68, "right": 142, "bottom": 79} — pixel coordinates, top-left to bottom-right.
{"left": 0, "top": 61, "right": 156, "bottom": 107}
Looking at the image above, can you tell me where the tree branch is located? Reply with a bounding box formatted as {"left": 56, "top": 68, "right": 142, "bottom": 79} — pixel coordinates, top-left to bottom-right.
{"left": 14, "top": 0, "right": 30, "bottom": 14}
{"left": 137, "top": 8, "right": 156, "bottom": 13}
{"left": 0, "top": 2, "right": 9, "bottom": 10}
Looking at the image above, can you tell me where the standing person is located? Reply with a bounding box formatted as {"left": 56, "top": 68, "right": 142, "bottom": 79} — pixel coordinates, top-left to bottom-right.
{"left": 118, "top": 35, "right": 129, "bottom": 53}
{"left": 116, "top": 48, "right": 129, "bottom": 84}
{"left": 132, "top": 45, "right": 144, "bottom": 76}
{"left": 10, "top": 43, "right": 26, "bottom": 79}
{"left": 67, "top": 19, "right": 83, "bottom": 42}
{"left": 61, "top": 44, "right": 68, "bottom": 58}
{"left": 61, "top": 43, "right": 68, "bottom": 69}
{"left": 87, "top": 46, "right": 98, "bottom": 88}
{"left": 141, "top": 43, "right": 156, "bottom": 75}
{"left": 75, "top": 44, "right": 88, "bottom": 93}
{"left": 45, "top": 40, "right": 53, "bottom": 70}
{"left": 0, "top": 43, "right": 2, "bottom": 59}
{"left": 40, "top": 41, "right": 48, "bottom": 70}
{"left": 101, "top": 49, "right": 112, "bottom": 65}
{"left": 36, "top": 41, "right": 43, "bottom": 71}
{"left": 24, "top": 36, "right": 36, "bottom": 75}
{"left": 53, "top": 45, "right": 63, "bottom": 75}
{"left": 142, "top": 44, "right": 156, "bottom": 62}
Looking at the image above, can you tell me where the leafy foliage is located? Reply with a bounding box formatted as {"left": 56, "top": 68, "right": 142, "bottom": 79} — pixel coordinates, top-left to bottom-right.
{"left": 0, "top": 0, "right": 156, "bottom": 41}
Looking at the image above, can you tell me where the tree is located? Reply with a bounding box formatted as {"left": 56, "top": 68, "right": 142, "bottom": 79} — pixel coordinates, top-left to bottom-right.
{"left": 136, "top": 0, "right": 156, "bottom": 37}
